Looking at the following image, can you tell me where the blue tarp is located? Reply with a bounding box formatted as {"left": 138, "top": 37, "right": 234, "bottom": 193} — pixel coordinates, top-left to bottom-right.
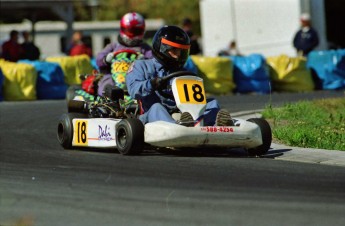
{"left": 0, "top": 68, "right": 4, "bottom": 101}
{"left": 19, "top": 60, "right": 67, "bottom": 99}
{"left": 229, "top": 54, "right": 271, "bottom": 93}
{"left": 307, "top": 49, "right": 345, "bottom": 90}
{"left": 90, "top": 58, "right": 99, "bottom": 71}
{"left": 183, "top": 56, "right": 198, "bottom": 75}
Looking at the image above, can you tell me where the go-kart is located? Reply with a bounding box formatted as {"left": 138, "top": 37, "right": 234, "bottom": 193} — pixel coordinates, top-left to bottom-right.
{"left": 57, "top": 71, "right": 272, "bottom": 156}
{"left": 66, "top": 49, "right": 140, "bottom": 104}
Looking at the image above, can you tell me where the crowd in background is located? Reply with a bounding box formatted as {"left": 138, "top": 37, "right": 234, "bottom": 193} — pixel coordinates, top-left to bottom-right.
{"left": 1, "top": 30, "right": 40, "bottom": 62}
{"left": 0, "top": 13, "right": 320, "bottom": 63}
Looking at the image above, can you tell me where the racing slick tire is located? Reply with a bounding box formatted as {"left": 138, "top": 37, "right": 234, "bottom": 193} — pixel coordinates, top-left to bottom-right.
{"left": 57, "top": 113, "right": 88, "bottom": 149}
{"left": 246, "top": 118, "right": 272, "bottom": 156}
{"left": 66, "top": 85, "right": 82, "bottom": 103}
{"left": 116, "top": 118, "right": 144, "bottom": 155}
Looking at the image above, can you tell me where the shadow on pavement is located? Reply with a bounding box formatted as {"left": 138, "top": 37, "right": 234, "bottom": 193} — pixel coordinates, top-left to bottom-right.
{"left": 144, "top": 147, "right": 250, "bottom": 158}
{"left": 67, "top": 146, "right": 293, "bottom": 159}
{"left": 263, "top": 148, "right": 292, "bottom": 158}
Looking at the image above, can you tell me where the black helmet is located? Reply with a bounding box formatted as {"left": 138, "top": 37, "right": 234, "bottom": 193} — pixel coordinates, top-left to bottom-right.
{"left": 152, "top": 25, "right": 190, "bottom": 69}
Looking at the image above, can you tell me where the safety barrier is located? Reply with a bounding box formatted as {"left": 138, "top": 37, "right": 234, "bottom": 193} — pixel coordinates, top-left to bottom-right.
{"left": 228, "top": 54, "right": 270, "bottom": 94}
{"left": 46, "top": 54, "right": 93, "bottom": 86}
{"left": 266, "top": 55, "right": 314, "bottom": 92}
{"left": 0, "top": 49, "right": 344, "bottom": 101}
{"left": 19, "top": 60, "right": 68, "bottom": 99}
{"left": 0, "top": 68, "right": 4, "bottom": 101}
{"left": 307, "top": 49, "right": 345, "bottom": 90}
{"left": 0, "top": 59, "right": 37, "bottom": 101}
{"left": 189, "top": 56, "right": 236, "bottom": 95}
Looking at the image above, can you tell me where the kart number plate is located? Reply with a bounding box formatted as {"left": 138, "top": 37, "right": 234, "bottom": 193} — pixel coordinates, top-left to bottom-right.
{"left": 73, "top": 120, "right": 88, "bottom": 146}
{"left": 176, "top": 79, "right": 206, "bottom": 104}
{"left": 112, "top": 61, "right": 130, "bottom": 73}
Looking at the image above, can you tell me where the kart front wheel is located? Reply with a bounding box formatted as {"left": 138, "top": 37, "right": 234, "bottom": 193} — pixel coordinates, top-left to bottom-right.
{"left": 116, "top": 118, "right": 144, "bottom": 155}
{"left": 57, "top": 113, "right": 87, "bottom": 149}
{"left": 66, "top": 85, "right": 82, "bottom": 103}
{"left": 247, "top": 118, "right": 272, "bottom": 156}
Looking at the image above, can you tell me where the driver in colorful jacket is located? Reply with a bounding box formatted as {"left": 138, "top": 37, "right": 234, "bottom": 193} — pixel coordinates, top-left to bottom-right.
{"left": 96, "top": 12, "right": 152, "bottom": 96}
{"left": 126, "top": 25, "right": 234, "bottom": 127}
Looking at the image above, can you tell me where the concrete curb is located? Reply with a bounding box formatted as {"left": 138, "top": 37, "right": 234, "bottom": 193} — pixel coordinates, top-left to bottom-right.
{"left": 269, "top": 143, "right": 345, "bottom": 167}
{"left": 233, "top": 110, "right": 345, "bottom": 167}
{"left": 232, "top": 110, "right": 263, "bottom": 120}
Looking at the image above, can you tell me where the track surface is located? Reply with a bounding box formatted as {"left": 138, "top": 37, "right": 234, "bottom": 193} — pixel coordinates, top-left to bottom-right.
{"left": 1, "top": 91, "right": 345, "bottom": 226}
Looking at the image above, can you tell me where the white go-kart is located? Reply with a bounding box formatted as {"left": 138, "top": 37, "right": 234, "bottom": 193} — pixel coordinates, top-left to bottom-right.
{"left": 57, "top": 71, "right": 272, "bottom": 156}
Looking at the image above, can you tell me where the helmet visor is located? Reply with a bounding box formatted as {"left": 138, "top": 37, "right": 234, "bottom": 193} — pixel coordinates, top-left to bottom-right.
{"left": 160, "top": 38, "right": 190, "bottom": 63}
{"left": 121, "top": 27, "right": 145, "bottom": 37}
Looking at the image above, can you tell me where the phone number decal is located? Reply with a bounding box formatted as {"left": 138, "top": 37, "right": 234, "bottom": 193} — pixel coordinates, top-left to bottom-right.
{"left": 201, "top": 127, "right": 234, "bottom": 133}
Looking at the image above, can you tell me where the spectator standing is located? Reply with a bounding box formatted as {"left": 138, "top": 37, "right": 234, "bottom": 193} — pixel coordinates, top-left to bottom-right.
{"left": 218, "top": 40, "right": 242, "bottom": 56}
{"left": 293, "top": 13, "right": 319, "bottom": 56}
{"left": 1, "top": 30, "right": 24, "bottom": 62}
{"left": 182, "top": 18, "right": 201, "bottom": 55}
{"left": 69, "top": 31, "right": 93, "bottom": 58}
{"left": 21, "top": 31, "right": 40, "bottom": 60}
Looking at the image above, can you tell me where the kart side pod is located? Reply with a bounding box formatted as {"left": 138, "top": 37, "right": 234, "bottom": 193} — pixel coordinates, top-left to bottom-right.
{"left": 57, "top": 113, "right": 144, "bottom": 155}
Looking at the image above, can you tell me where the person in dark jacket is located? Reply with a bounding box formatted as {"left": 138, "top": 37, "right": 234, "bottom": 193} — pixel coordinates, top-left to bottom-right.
{"left": 182, "top": 18, "right": 201, "bottom": 55}
{"left": 293, "top": 13, "right": 319, "bottom": 56}
{"left": 21, "top": 31, "right": 40, "bottom": 60}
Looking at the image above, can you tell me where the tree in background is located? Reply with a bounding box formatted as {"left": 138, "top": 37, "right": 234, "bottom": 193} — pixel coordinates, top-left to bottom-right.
{"left": 74, "top": 0, "right": 201, "bottom": 36}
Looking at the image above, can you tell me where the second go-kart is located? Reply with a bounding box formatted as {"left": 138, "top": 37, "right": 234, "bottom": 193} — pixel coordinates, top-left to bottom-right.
{"left": 66, "top": 49, "right": 140, "bottom": 104}
{"left": 57, "top": 71, "right": 272, "bottom": 156}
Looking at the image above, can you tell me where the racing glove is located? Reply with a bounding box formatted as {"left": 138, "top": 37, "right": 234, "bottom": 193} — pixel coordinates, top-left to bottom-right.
{"left": 150, "top": 77, "right": 167, "bottom": 90}
{"left": 104, "top": 52, "right": 114, "bottom": 64}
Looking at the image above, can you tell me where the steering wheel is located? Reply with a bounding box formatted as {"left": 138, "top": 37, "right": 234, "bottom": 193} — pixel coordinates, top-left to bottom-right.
{"left": 112, "top": 49, "right": 139, "bottom": 58}
{"left": 157, "top": 71, "right": 198, "bottom": 100}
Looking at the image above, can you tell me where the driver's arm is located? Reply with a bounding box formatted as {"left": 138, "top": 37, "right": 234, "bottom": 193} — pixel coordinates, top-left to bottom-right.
{"left": 96, "top": 43, "right": 116, "bottom": 73}
{"left": 126, "top": 60, "right": 155, "bottom": 100}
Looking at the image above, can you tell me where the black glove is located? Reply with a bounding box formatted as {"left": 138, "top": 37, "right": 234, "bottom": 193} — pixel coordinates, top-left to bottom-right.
{"left": 150, "top": 77, "right": 167, "bottom": 90}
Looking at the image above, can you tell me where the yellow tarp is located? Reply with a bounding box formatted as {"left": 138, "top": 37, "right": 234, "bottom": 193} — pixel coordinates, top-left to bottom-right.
{"left": 46, "top": 55, "right": 93, "bottom": 85}
{"left": 191, "top": 56, "right": 235, "bottom": 95}
{"left": 0, "top": 59, "right": 37, "bottom": 101}
{"left": 266, "top": 55, "right": 314, "bottom": 92}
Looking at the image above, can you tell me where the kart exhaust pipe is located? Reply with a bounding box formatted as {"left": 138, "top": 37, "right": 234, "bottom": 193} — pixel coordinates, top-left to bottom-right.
{"left": 68, "top": 100, "right": 88, "bottom": 113}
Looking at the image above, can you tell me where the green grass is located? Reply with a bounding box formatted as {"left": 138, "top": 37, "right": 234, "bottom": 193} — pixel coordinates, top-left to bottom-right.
{"left": 262, "top": 98, "right": 345, "bottom": 151}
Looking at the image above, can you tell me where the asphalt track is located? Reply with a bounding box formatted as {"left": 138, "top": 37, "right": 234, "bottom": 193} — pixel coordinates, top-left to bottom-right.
{"left": 1, "top": 90, "right": 345, "bottom": 226}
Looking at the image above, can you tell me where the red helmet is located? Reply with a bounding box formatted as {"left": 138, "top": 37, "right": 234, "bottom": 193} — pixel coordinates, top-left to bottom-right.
{"left": 120, "top": 12, "right": 145, "bottom": 46}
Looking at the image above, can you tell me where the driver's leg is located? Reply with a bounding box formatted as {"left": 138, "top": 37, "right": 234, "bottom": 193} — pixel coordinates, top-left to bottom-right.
{"left": 203, "top": 98, "right": 220, "bottom": 126}
{"left": 204, "top": 98, "right": 234, "bottom": 126}
{"left": 139, "top": 103, "right": 176, "bottom": 124}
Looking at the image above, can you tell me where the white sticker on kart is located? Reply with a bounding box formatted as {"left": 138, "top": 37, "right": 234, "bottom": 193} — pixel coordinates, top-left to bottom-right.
{"left": 73, "top": 119, "right": 117, "bottom": 147}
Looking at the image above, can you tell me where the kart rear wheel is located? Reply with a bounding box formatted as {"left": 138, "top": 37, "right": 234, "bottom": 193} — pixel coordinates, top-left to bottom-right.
{"left": 116, "top": 118, "right": 144, "bottom": 155}
{"left": 247, "top": 118, "right": 272, "bottom": 156}
{"left": 57, "top": 113, "right": 87, "bottom": 149}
